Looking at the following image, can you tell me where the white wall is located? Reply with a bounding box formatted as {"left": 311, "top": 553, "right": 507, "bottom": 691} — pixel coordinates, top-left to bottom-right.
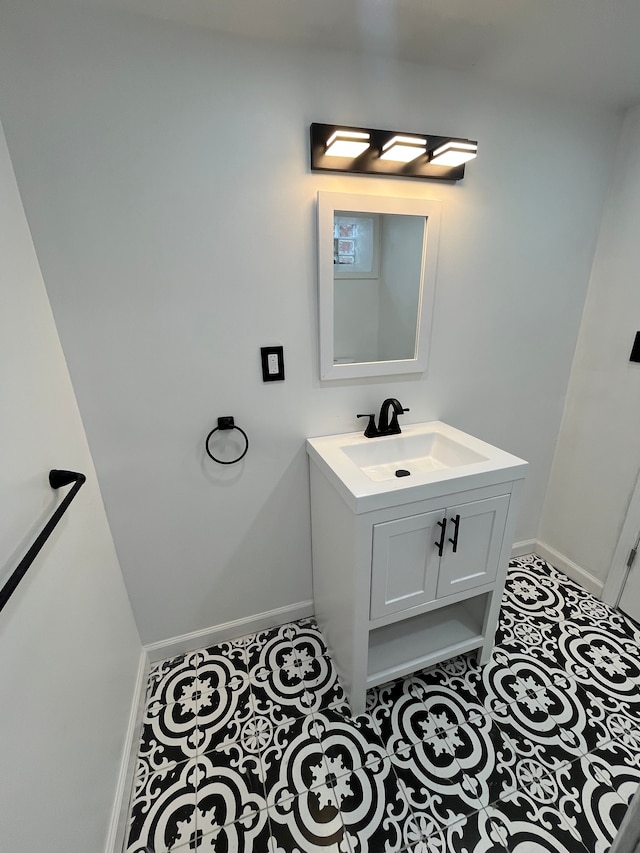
{"left": 539, "top": 103, "right": 640, "bottom": 585}
{"left": 0, "top": 116, "right": 141, "bottom": 852}
{"left": 0, "top": 1, "right": 620, "bottom": 643}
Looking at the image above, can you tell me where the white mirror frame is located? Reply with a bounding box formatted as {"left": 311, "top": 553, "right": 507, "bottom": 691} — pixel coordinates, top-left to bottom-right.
{"left": 317, "top": 191, "right": 441, "bottom": 381}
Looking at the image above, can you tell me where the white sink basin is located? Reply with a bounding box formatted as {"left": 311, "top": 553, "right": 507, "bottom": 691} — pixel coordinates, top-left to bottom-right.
{"left": 307, "top": 421, "right": 528, "bottom": 513}
{"left": 342, "top": 431, "right": 488, "bottom": 482}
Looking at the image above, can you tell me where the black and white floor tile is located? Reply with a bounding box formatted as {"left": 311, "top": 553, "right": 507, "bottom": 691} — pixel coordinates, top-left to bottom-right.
{"left": 124, "top": 558, "right": 640, "bottom": 852}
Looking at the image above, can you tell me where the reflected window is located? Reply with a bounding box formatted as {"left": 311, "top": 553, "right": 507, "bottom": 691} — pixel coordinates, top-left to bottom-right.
{"left": 333, "top": 214, "right": 379, "bottom": 278}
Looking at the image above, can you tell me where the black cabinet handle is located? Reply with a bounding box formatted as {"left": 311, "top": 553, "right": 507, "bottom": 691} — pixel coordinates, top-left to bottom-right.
{"left": 448, "top": 514, "right": 460, "bottom": 553}
{"left": 435, "top": 518, "right": 447, "bottom": 557}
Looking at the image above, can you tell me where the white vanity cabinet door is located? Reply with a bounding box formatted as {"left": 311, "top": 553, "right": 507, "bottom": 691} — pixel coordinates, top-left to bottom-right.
{"left": 370, "top": 510, "right": 442, "bottom": 619}
{"left": 436, "top": 495, "right": 510, "bottom": 598}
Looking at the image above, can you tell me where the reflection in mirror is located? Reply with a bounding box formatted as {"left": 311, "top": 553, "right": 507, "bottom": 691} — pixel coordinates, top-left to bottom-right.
{"left": 318, "top": 192, "right": 441, "bottom": 380}
{"left": 334, "top": 212, "right": 424, "bottom": 364}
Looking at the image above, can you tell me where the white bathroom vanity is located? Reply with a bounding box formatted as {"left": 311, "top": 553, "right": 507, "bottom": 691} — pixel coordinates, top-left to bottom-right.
{"left": 306, "top": 421, "right": 527, "bottom": 715}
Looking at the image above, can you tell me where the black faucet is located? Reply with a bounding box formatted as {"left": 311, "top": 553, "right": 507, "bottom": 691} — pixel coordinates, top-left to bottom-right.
{"left": 378, "top": 398, "right": 409, "bottom": 435}
{"left": 357, "top": 398, "right": 410, "bottom": 438}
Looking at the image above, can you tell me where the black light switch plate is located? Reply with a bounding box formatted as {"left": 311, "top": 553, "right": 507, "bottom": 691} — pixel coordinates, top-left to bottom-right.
{"left": 260, "top": 345, "right": 285, "bottom": 381}
{"left": 631, "top": 332, "right": 640, "bottom": 363}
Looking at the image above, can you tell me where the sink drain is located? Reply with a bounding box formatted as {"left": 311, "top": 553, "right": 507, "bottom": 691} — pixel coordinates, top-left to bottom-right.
{"left": 395, "top": 469, "right": 411, "bottom": 477}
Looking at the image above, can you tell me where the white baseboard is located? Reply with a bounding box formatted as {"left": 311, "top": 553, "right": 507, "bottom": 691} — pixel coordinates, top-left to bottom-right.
{"left": 144, "top": 600, "right": 315, "bottom": 663}
{"left": 104, "top": 649, "right": 150, "bottom": 853}
{"left": 535, "top": 540, "right": 605, "bottom": 597}
{"left": 511, "top": 540, "right": 537, "bottom": 558}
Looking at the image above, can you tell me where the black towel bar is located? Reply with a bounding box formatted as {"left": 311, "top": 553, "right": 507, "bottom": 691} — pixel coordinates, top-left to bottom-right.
{"left": 0, "top": 470, "right": 86, "bottom": 613}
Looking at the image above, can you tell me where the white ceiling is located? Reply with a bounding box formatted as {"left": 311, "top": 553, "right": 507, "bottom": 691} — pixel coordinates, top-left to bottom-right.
{"left": 73, "top": 0, "right": 640, "bottom": 110}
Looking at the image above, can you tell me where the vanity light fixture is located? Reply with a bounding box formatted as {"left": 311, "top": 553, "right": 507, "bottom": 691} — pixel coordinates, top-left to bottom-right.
{"left": 380, "top": 135, "right": 427, "bottom": 163}
{"left": 325, "top": 129, "right": 371, "bottom": 158}
{"left": 429, "top": 139, "right": 478, "bottom": 167}
{"left": 310, "top": 123, "right": 477, "bottom": 181}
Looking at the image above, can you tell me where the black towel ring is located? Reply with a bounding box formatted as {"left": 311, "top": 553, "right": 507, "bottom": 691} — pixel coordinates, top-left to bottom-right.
{"left": 205, "top": 416, "right": 249, "bottom": 465}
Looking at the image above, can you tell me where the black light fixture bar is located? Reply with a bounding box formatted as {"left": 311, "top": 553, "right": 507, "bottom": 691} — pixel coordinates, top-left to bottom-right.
{"left": 310, "top": 123, "right": 475, "bottom": 182}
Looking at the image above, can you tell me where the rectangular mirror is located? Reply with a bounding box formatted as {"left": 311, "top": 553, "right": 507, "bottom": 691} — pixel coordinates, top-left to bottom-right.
{"left": 317, "top": 191, "right": 441, "bottom": 380}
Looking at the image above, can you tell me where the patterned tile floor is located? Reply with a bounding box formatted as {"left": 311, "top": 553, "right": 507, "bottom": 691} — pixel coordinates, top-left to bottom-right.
{"left": 124, "top": 555, "right": 640, "bottom": 852}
